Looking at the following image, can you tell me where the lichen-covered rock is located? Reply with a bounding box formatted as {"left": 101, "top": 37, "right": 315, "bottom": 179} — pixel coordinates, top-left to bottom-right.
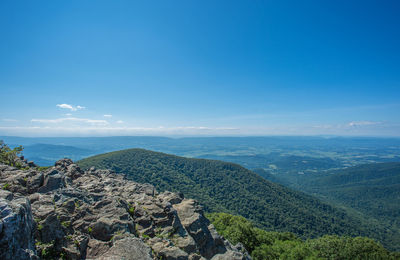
{"left": 97, "top": 236, "right": 153, "bottom": 260}
{"left": 0, "top": 193, "right": 38, "bottom": 259}
{"left": 173, "top": 199, "right": 230, "bottom": 259}
{"left": 0, "top": 160, "right": 250, "bottom": 260}
{"left": 37, "top": 172, "right": 66, "bottom": 193}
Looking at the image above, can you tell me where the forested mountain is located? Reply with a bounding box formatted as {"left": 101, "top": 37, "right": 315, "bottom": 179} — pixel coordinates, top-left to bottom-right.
{"left": 294, "top": 163, "right": 400, "bottom": 235}
{"left": 77, "top": 148, "right": 398, "bottom": 251}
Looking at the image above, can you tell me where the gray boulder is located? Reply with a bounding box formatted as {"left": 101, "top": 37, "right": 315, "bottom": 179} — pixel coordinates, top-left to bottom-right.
{"left": 96, "top": 236, "right": 153, "bottom": 260}
{"left": 37, "top": 173, "right": 65, "bottom": 193}
{"left": 0, "top": 196, "right": 38, "bottom": 259}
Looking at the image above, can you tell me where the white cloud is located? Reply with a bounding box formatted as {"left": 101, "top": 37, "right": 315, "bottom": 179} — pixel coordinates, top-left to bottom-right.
{"left": 56, "top": 104, "right": 85, "bottom": 111}
{"left": 347, "top": 121, "right": 381, "bottom": 127}
{"left": 56, "top": 104, "right": 73, "bottom": 110}
{"left": 312, "top": 121, "right": 382, "bottom": 130}
{"left": 104, "top": 114, "right": 112, "bottom": 118}
{"left": 1, "top": 119, "right": 398, "bottom": 137}
{"left": 31, "top": 117, "right": 108, "bottom": 126}
{"left": 0, "top": 125, "right": 241, "bottom": 137}
{"left": 2, "top": 119, "right": 18, "bottom": 122}
{"left": 0, "top": 123, "right": 399, "bottom": 137}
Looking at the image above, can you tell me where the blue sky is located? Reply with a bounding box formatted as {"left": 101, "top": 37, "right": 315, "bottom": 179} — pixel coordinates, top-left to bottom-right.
{"left": 0, "top": 0, "right": 399, "bottom": 136}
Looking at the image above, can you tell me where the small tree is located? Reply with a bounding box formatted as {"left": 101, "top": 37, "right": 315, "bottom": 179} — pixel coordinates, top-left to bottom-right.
{"left": 0, "top": 140, "right": 23, "bottom": 167}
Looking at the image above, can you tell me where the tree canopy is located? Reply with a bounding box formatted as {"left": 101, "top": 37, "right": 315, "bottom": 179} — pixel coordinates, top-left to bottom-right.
{"left": 207, "top": 212, "right": 399, "bottom": 260}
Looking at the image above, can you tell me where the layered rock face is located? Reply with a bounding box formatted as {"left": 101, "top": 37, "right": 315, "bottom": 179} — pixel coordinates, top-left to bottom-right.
{"left": 0, "top": 159, "right": 249, "bottom": 260}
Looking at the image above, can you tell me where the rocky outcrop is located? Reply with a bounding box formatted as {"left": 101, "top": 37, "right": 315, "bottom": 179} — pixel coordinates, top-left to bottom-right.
{"left": 0, "top": 159, "right": 249, "bottom": 260}
{"left": 0, "top": 189, "right": 37, "bottom": 259}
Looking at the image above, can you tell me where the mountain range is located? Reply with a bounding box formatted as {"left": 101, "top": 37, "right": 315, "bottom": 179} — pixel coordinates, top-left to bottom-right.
{"left": 77, "top": 148, "right": 399, "bottom": 251}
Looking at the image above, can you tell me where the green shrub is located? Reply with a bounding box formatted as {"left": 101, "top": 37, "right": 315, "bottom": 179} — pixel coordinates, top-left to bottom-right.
{"left": 0, "top": 140, "right": 23, "bottom": 167}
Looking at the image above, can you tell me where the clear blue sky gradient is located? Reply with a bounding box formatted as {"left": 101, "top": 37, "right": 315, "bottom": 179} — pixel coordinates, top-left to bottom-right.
{"left": 1, "top": 1, "right": 399, "bottom": 136}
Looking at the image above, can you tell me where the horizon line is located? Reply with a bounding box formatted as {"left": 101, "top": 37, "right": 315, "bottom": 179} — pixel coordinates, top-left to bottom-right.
{"left": 2, "top": 134, "right": 400, "bottom": 139}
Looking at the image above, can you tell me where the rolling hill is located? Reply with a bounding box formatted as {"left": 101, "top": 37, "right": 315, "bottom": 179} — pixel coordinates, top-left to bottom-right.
{"left": 294, "top": 162, "right": 400, "bottom": 231}
{"left": 77, "top": 148, "right": 398, "bottom": 250}
{"left": 22, "top": 143, "right": 94, "bottom": 166}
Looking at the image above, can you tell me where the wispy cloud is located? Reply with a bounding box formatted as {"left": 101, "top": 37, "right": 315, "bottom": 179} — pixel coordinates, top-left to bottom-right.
{"left": 0, "top": 122, "right": 399, "bottom": 137}
{"left": 103, "top": 114, "right": 112, "bottom": 118}
{"left": 313, "top": 121, "right": 383, "bottom": 130}
{"left": 2, "top": 118, "right": 18, "bottom": 122}
{"left": 31, "top": 117, "right": 108, "bottom": 126}
{"left": 0, "top": 125, "right": 240, "bottom": 137}
{"left": 56, "top": 104, "right": 85, "bottom": 111}
{"left": 116, "top": 120, "right": 124, "bottom": 124}
{"left": 347, "top": 121, "right": 381, "bottom": 127}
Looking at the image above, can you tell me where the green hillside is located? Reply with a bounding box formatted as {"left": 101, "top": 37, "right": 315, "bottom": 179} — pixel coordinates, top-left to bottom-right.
{"left": 78, "top": 148, "right": 397, "bottom": 250}
{"left": 295, "top": 162, "right": 400, "bottom": 235}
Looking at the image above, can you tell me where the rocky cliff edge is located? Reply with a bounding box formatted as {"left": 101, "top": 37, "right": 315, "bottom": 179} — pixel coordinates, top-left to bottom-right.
{"left": 0, "top": 158, "right": 249, "bottom": 260}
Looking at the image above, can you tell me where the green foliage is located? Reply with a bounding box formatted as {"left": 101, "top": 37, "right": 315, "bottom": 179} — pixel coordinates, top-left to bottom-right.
{"left": 60, "top": 252, "right": 67, "bottom": 260}
{"left": 128, "top": 205, "right": 135, "bottom": 216}
{"left": 208, "top": 212, "right": 396, "bottom": 260}
{"left": 252, "top": 240, "right": 318, "bottom": 260}
{"left": 207, "top": 212, "right": 262, "bottom": 252}
{"left": 88, "top": 226, "right": 93, "bottom": 233}
{"left": 303, "top": 163, "right": 400, "bottom": 222}
{"left": 289, "top": 162, "right": 400, "bottom": 251}
{"left": 110, "top": 230, "right": 123, "bottom": 241}
{"left": 307, "top": 235, "right": 393, "bottom": 260}
{"left": 78, "top": 148, "right": 392, "bottom": 248}
{"left": 37, "top": 240, "right": 59, "bottom": 260}
{"left": 37, "top": 224, "right": 43, "bottom": 231}
{"left": 37, "top": 166, "right": 51, "bottom": 171}
{"left": 0, "top": 140, "right": 23, "bottom": 167}
{"left": 2, "top": 183, "right": 10, "bottom": 190}
{"left": 74, "top": 201, "right": 80, "bottom": 209}
{"left": 61, "top": 221, "right": 70, "bottom": 228}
